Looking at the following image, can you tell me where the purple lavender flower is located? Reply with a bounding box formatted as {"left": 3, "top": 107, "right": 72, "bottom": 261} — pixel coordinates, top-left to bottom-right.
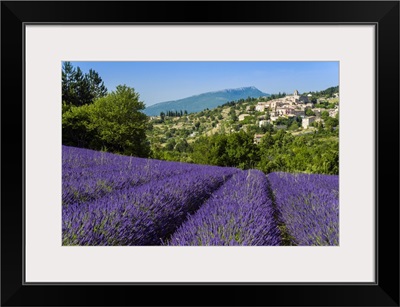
{"left": 268, "top": 172, "right": 339, "bottom": 246}
{"left": 63, "top": 158, "right": 239, "bottom": 245}
{"left": 167, "top": 169, "right": 281, "bottom": 246}
{"left": 63, "top": 145, "right": 215, "bottom": 206}
{"left": 62, "top": 146, "right": 338, "bottom": 247}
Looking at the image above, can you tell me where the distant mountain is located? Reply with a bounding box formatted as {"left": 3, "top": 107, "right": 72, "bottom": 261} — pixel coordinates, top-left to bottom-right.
{"left": 143, "top": 86, "right": 269, "bottom": 116}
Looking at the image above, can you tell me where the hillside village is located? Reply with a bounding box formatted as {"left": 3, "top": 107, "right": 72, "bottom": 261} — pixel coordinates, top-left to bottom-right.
{"left": 250, "top": 89, "right": 339, "bottom": 143}
{"left": 147, "top": 88, "right": 339, "bottom": 148}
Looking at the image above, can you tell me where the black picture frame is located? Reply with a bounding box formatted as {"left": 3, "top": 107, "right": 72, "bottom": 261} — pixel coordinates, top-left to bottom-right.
{"left": 1, "top": 1, "right": 399, "bottom": 306}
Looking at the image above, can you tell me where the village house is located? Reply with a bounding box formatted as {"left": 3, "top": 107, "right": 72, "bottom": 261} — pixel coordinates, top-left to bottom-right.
{"left": 269, "top": 100, "right": 284, "bottom": 109}
{"left": 286, "top": 90, "right": 309, "bottom": 104}
{"left": 255, "top": 103, "right": 267, "bottom": 112}
{"left": 302, "top": 116, "right": 316, "bottom": 129}
{"left": 276, "top": 107, "right": 288, "bottom": 116}
{"left": 312, "top": 108, "right": 324, "bottom": 117}
{"left": 329, "top": 108, "right": 339, "bottom": 118}
{"left": 293, "top": 109, "right": 305, "bottom": 116}
{"left": 287, "top": 105, "right": 306, "bottom": 116}
{"left": 240, "top": 125, "right": 251, "bottom": 132}
{"left": 259, "top": 119, "right": 270, "bottom": 127}
{"left": 253, "top": 134, "right": 264, "bottom": 144}
{"left": 286, "top": 110, "right": 305, "bottom": 117}
{"left": 255, "top": 104, "right": 265, "bottom": 112}
{"left": 274, "top": 105, "right": 304, "bottom": 117}
{"left": 238, "top": 114, "right": 251, "bottom": 121}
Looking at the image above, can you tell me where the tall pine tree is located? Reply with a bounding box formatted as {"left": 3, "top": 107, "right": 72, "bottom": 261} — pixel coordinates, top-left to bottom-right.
{"left": 62, "top": 62, "right": 108, "bottom": 107}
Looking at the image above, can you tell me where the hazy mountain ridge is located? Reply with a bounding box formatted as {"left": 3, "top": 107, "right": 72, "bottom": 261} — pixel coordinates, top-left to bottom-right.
{"left": 143, "top": 86, "right": 269, "bottom": 116}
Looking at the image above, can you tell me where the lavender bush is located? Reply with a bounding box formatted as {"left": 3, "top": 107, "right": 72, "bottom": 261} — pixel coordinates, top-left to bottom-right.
{"left": 166, "top": 169, "right": 281, "bottom": 246}
{"left": 63, "top": 145, "right": 211, "bottom": 206}
{"left": 267, "top": 172, "right": 339, "bottom": 246}
{"left": 63, "top": 166, "right": 238, "bottom": 245}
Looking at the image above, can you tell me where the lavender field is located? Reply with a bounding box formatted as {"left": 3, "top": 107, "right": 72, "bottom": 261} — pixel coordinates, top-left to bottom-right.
{"left": 62, "top": 146, "right": 339, "bottom": 246}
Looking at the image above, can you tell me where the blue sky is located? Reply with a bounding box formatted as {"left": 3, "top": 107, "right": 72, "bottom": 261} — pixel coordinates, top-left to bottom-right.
{"left": 69, "top": 61, "right": 339, "bottom": 107}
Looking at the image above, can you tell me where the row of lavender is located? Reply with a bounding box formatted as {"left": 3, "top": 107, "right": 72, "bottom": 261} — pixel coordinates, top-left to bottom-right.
{"left": 63, "top": 146, "right": 220, "bottom": 207}
{"left": 267, "top": 172, "right": 339, "bottom": 246}
{"left": 62, "top": 146, "right": 339, "bottom": 246}
{"left": 62, "top": 146, "right": 240, "bottom": 245}
{"left": 167, "top": 170, "right": 281, "bottom": 246}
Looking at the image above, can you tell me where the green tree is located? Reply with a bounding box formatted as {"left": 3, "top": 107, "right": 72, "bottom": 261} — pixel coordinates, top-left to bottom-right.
{"left": 62, "top": 62, "right": 76, "bottom": 106}
{"left": 63, "top": 85, "right": 150, "bottom": 157}
{"left": 289, "top": 121, "right": 299, "bottom": 131}
{"left": 160, "top": 112, "right": 165, "bottom": 122}
{"left": 190, "top": 136, "right": 213, "bottom": 165}
{"left": 225, "top": 131, "right": 259, "bottom": 169}
{"left": 229, "top": 108, "right": 238, "bottom": 122}
{"left": 175, "top": 139, "right": 191, "bottom": 153}
{"left": 259, "top": 132, "right": 274, "bottom": 148}
{"left": 86, "top": 69, "right": 108, "bottom": 101}
{"left": 165, "top": 138, "right": 176, "bottom": 151}
{"left": 324, "top": 117, "right": 339, "bottom": 130}
{"left": 62, "top": 103, "right": 96, "bottom": 148}
{"left": 62, "top": 62, "right": 107, "bottom": 107}
{"left": 90, "top": 85, "right": 150, "bottom": 156}
{"left": 321, "top": 111, "right": 330, "bottom": 121}
{"left": 72, "top": 67, "right": 92, "bottom": 106}
{"left": 305, "top": 107, "right": 316, "bottom": 116}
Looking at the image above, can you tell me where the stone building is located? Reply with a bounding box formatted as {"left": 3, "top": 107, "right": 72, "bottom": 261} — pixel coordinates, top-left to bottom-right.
{"left": 302, "top": 116, "right": 316, "bottom": 129}
{"left": 238, "top": 114, "right": 251, "bottom": 121}
{"left": 255, "top": 104, "right": 265, "bottom": 112}
{"left": 253, "top": 134, "right": 264, "bottom": 144}
{"left": 259, "top": 120, "right": 270, "bottom": 127}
